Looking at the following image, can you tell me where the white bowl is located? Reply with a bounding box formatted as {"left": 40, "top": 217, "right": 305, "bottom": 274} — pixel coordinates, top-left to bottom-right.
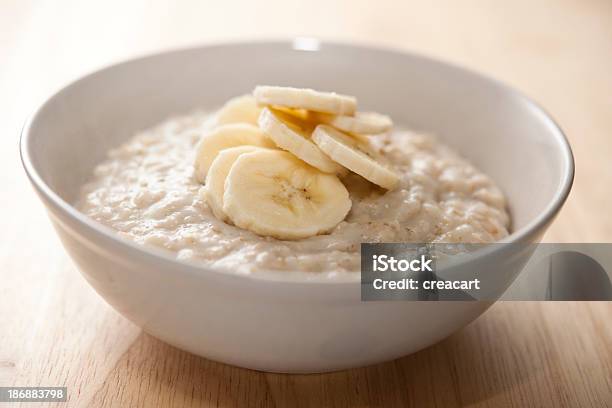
{"left": 20, "top": 40, "right": 574, "bottom": 373}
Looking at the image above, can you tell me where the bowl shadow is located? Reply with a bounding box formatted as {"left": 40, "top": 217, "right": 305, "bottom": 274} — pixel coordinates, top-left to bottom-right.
{"left": 89, "top": 303, "right": 553, "bottom": 407}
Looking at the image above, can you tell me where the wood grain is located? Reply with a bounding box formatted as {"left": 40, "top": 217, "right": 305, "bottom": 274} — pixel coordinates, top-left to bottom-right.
{"left": 1, "top": 0, "right": 611, "bottom": 406}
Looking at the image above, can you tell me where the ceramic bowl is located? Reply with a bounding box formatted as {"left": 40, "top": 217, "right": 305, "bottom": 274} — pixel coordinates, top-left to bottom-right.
{"left": 20, "top": 40, "right": 574, "bottom": 373}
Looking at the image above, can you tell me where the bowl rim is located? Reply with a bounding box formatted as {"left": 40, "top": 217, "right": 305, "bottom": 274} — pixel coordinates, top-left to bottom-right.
{"left": 19, "top": 38, "right": 575, "bottom": 285}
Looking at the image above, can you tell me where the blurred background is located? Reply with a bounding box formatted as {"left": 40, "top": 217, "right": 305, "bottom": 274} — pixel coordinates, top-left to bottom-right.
{"left": 2, "top": 1, "right": 611, "bottom": 406}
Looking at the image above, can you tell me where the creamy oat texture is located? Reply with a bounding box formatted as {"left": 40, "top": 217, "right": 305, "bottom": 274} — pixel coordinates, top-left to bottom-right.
{"left": 78, "top": 112, "right": 510, "bottom": 277}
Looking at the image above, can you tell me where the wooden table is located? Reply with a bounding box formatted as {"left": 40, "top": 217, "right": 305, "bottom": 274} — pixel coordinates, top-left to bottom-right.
{"left": 2, "top": 0, "right": 611, "bottom": 406}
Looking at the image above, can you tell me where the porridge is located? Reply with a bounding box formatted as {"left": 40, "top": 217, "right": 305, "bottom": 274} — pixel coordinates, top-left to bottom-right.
{"left": 78, "top": 87, "right": 510, "bottom": 276}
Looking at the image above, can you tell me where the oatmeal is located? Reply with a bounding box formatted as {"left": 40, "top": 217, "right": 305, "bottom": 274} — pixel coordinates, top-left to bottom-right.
{"left": 78, "top": 111, "right": 510, "bottom": 276}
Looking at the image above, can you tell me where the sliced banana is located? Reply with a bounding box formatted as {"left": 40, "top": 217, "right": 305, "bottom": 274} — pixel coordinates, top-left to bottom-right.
{"left": 216, "top": 94, "right": 262, "bottom": 126}
{"left": 312, "top": 125, "right": 400, "bottom": 190}
{"left": 203, "top": 145, "right": 266, "bottom": 221}
{"left": 258, "top": 107, "right": 344, "bottom": 174}
{"left": 223, "top": 149, "right": 352, "bottom": 240}
{"left": 194, "top": 123, "right": 275, "bottom": 183}
{"left": 313, "top": 111, "right": 393, "bottom": 135}
{"left": 254, "top": 85, "right": 357, "bottom": 115}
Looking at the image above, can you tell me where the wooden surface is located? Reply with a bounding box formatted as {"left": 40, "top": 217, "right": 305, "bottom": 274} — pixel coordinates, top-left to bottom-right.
{"left": 2, "top": 0, "right": 611, "bottom": 406}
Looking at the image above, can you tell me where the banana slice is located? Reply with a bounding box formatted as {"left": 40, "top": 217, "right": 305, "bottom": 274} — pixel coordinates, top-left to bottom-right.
{"left": 194, "top": 123, "right": 275, "bottom": 183}
{"left": 258, "top": 107, "right": 344, "bottom": 174}
{"left": 312, "top": 111, "right": 393, "bottom": 135}
{"left": 216, "top": 94, "right": 262, "bottom": 125}
{"left": 312, "top": 125, "right": 400, "bottom": 190}
{"left": 203, "top": 145, "right": 266, "bottom": 221}
{"left": 223, "top": 149, "right": 351, "bottom": 240}
{"left": 254, "top": 85, "right": 357, "bottom": 115}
